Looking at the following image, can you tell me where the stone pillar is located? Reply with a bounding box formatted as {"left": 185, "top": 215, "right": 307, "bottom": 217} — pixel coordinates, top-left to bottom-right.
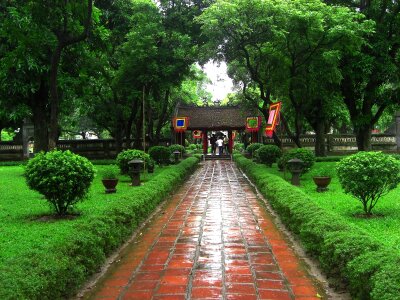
{"left": 22, "top": 118, "right": 34, "bottom": 159}
{"left": 396, "top": 112, "right": 400, "bottom": 151}
{"left": 203, "top": 130, "right": 208, "bottom": 155}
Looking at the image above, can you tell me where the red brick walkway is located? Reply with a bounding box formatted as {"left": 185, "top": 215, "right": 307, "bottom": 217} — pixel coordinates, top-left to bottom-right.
{"left": 88, "top": 161, "right": 323, "bottom": 300}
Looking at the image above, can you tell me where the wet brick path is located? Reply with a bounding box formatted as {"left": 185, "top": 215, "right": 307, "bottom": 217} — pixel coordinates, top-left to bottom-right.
{"left": 88, "top": 161, "right": 322, "bottom": 300}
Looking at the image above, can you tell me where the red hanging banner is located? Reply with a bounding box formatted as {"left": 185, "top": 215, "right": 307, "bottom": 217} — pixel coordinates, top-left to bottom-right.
{"left": 192, "top": 130, "right": 202, "bottom": 139}
{"left": 173, "top": 117, "right": 189, "bottom": 132}
{"left": 245, "top": 116, "right": 262, "bottom": 132}
{"left": 265, "top": 102, "right": 281, "bottom": 137}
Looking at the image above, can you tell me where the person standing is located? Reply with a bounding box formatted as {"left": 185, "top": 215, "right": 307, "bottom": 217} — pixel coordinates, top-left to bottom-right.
{"left": 216, "top": 136, "right": 224, "bottom": 155}
{"left": 223, "top": 135, "right": 229, "bottom": 154}
{"left": 210, "top": 134, "right": 217, "bottom": 155}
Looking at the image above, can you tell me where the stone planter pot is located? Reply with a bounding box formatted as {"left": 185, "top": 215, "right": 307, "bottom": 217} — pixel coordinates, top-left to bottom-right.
{"left": 312, "top": 176, "right": 331, "bottom": 192}
{"left": 102, "top": 179, "right": 119, "bottom": 194}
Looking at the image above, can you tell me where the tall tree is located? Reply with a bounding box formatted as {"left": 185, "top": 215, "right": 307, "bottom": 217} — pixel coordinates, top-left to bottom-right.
{"left": 324, "top": 0, "right": 400, "bottom": 150}
{"left": 0, "top": 1, "right": 94, "bottom": 151}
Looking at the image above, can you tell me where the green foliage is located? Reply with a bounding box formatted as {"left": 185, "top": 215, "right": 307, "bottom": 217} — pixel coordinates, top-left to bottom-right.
{"left": 186, "top": 144, "right": 197, "bottom": 150}
{"left": 280, "top": 148, "right": 316, "bottom": 174}
{"left": 246, "top": 143, "right": 263, "bottom": 156}
{"left": 100, "top": 165, "right": 119, "bottom": 179}
{"left": 309, "top": 165, "right": 336, "bottom": 178}
{"left": 0, "top": 129, "right": 15, "bottom": 141}
{"left": 168, "top": 144, "right": 186, "bottom": 155}
{"left": 233, "top": 143, "right": 244, "bottom": 152}
{"left": 116, "top": 149, "right": 151, "bottom": 174}
{"left": 234, "top": 154, "right": 400, "bottom": 299}
{"left": 24, "top": 150, "right": 95, "bottom": 215}
{"left": 337, "top": 152, "right": 400, "bottom": 215}
{"left": 0, "top": 157, "right": 199, "bottom": 299}
{"left": 256, "top": 145, "right": 282, "bottom": 167}
{"left": 315, "top": 156, "right": 344, "bottom": 162}
{"left": 149, "top": 146, "right": 171, "bottom": 165}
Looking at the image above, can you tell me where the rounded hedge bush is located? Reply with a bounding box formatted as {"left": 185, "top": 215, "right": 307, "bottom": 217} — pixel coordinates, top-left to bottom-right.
{"left": 24, "top": 150, "right": 95, "bottom": 215}
{"left": 116, "top": 149, "right": 151, "bottom": 174}
{"left": 169, "top": 144, "right": 186, "bottom": 154}
{"left": 187, "top": 144, "right": 197, "bottom": 151}
{"left": 246, "top": 143, "right": 263, "bottom": 156}
{"left": 256, "top": 145, "right": 282, "bottom": 167}
{"left": 337, "top": 152, "right": 400, "bottom": 215}
{"left": 280, "top": 148, "right": 315, "bottom": 174}
{"left": 148, "top": 146, "right": 170, "bottom": 165}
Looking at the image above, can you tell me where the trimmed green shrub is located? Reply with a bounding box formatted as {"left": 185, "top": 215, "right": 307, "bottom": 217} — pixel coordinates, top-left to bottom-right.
{"left": 116, "top": 149, "right": 151, "bottom": 174}
{"left": 280, "top": 148, "right": 315, "bottom": 174}
{"left": 315, "top": 156, "right": 343, "bottom": 162}
{"left": 169, "top": 144, "right": 186, "bottom": 155}
{"left": 24, "top": 150, "right": 95, "bottom": 215}
{"left": 309, "top": 165, "right": 336, "bottom": 177}
{"left": 149, "top": 146, "right": 171, "bottom": 165}
{"left": 337, "top": 152, "right": 400, "bottom": 215}
{"left": 234, "top": 143, "right": 244, "bottom": 152}
{"left": 100, "top": 165, "right": 119, "bottom": 179}
{"left": 256, "top": 145, "right": 282, "bottom": 167}
{"left": 233, "top": 154, "right": 400, "bottom": 299}
{"left": 0, "top": 157, "right": 200, "bottom": 300}
{"left": 187, "top": 144, "right": 197, "bottom": 151}
{"left": 246, "top": 143, "right": 263, "bottom": 156}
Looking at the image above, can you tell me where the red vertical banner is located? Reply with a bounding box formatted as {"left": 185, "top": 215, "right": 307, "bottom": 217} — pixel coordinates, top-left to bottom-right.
{"left": 265, "top": 102, "right": 281, "bottom": 137}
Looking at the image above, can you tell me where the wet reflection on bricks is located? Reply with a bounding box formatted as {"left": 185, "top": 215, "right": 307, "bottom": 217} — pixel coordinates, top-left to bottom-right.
{"left": 87, "top": 161, "right": 325, "bottom": 300}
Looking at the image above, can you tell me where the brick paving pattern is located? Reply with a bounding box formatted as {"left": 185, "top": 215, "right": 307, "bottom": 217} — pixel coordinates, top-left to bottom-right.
{"left": 89, "top": 161, "right": 322, "bottom": 300}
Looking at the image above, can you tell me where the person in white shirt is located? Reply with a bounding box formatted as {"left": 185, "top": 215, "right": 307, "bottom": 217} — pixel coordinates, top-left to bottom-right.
{"left": 216, "top": 137, "right": 224, "bottom": 155}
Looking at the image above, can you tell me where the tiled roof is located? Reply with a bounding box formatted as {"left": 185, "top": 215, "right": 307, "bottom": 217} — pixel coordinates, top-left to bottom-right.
{"left": 175, "top": 105, "right": 258, "bottom": 130}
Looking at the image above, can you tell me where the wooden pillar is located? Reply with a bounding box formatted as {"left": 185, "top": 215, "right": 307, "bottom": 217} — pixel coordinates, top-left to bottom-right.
{"left": 203, "top": 130, "right": 208, "bottom": 155}
{"left": 228, "top": 130, "right": 233, "bottom": 154}
{"left": 251, "top": 132, "right": 258, "bottom": 143}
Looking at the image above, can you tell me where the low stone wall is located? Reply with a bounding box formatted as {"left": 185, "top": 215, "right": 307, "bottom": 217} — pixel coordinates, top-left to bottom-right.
{"left": 0, "top": 139, "right": 170, "bottom": 161}
{"left": 264, "top": 134, "right": 397, "bottom": 153}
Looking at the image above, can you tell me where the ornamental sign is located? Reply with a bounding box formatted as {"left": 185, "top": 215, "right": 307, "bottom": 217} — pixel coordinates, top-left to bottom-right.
{"left": 193, "top": 130, "right": 202, "bottom": 139}
{"left": 245, "top": 116, "right": 262, "bottom": 132}
{"left": 265, "top": 102, "right": 281, "bottom": 137}
{"left": 173, "top": 117, "right": 189, "bottom": 132}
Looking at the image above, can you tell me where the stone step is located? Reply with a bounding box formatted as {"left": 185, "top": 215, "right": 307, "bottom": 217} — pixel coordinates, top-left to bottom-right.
{"left": 204, "top": 155, "right": 231, "bottom": 160}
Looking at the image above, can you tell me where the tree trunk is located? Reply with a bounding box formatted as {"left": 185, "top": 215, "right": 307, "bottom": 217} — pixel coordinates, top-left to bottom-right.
{"left": 32, "top": 79, "right": 49, "bottom": 152}
{"left": 355, "top": 126, "right": 372, "bottom": 151}
{"left": 48, "top": 45, "right": 62, "bottom": 150}
{"left": 154, "top": 89, "right": 170, "bottom": 146}
{"left": 314, "top": 121, "right": 326, "bottom": 157}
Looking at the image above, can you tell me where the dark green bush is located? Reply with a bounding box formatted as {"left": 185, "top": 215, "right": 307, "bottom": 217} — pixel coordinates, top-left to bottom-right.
{"left": 256, "top": 145, "right": 282, "bottom": 166}
{"left": 116, "top": 149, "right": 151, "bottom": 174}
{"left": 337, "top": 152, "right": 400, "bottom": 215}
{"left": 280, "top": 148, "right": 315, "bottom": 174}
{"left": 24, "top": 150, "right": 95, "bottom": 215}
{"left": 233, "top": 154, "right": 400, "bottom": 299}
{"left": 246, "top": 143, "right": 263, "bottom": 156}
{"left": 148, "top": 146, "right": 170, "bottom": 165}
{"left": 168, "top": 144, "right": 186, "bottom": 155}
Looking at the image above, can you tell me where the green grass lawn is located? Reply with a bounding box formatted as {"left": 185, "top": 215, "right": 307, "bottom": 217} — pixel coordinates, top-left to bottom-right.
{"left": 0, "top": 164, "right": 164, "bottom": 269}
{"left": 267, "top": 161, "right": 400, "bottom": 253}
